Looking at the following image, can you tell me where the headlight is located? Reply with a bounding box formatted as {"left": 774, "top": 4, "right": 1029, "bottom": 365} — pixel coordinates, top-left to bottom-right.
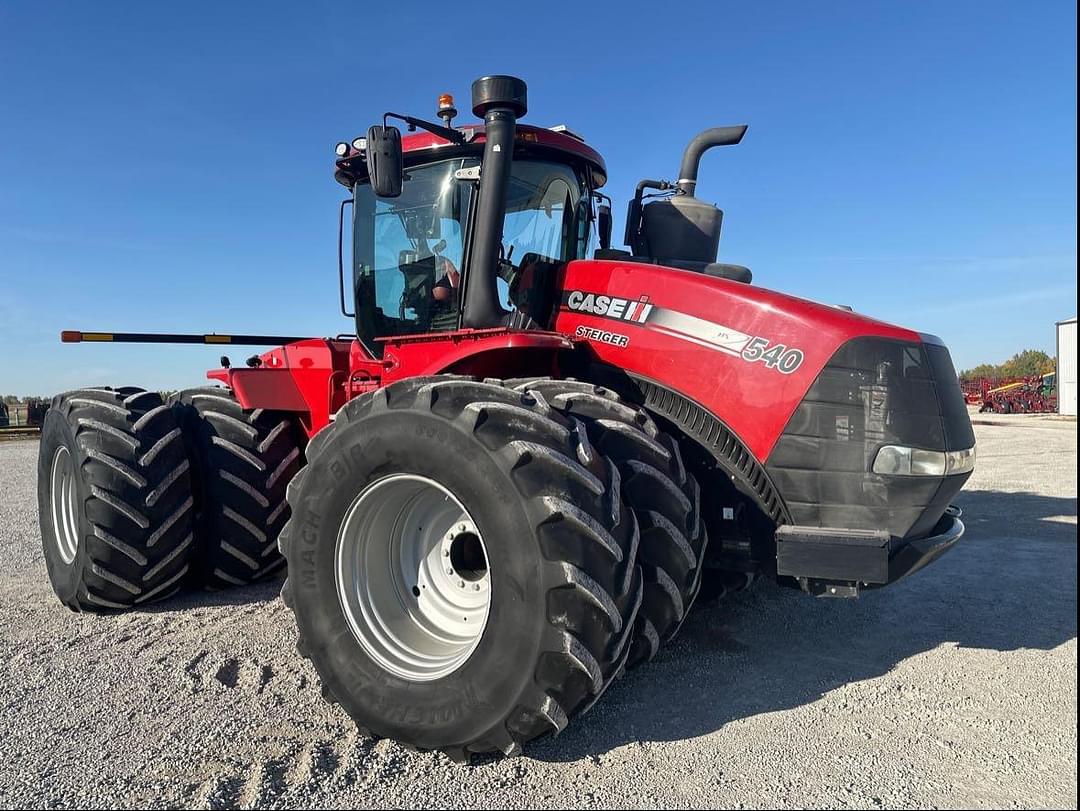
{"left": 945, "top": 447, "right": 976, "bottom": 474}
{"left": 873, "top": 445, "right": 976, "bottom": 476}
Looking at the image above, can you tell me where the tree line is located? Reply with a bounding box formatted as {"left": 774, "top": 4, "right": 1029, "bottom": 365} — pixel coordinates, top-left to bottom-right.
{"left": 960, "top": 349, "right": 1056, "bottom": 381}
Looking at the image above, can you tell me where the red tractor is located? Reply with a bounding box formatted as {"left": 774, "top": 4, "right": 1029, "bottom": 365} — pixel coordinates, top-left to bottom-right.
{"left": 38, "top": 76, "right": 975, "bottom": 760}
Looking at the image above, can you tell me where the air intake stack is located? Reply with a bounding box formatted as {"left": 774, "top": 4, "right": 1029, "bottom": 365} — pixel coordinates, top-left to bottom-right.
{"left": 461, "top": 75, "right": 528, "bottom": 328}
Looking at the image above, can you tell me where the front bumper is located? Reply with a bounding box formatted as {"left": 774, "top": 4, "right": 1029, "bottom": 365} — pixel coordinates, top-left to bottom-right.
{"left": 775, "top": 506, "right": 965, "bottom": 597}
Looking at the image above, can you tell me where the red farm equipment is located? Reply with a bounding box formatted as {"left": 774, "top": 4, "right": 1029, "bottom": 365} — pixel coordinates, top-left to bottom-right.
{"left": 960, "top": 378, "right": 986, "bottom": 405}
{"left": 38, "top": 76, "right": 976, "bottom": 760}
{"left": 962, "top": 373, "right": 1058, "bottom": 413}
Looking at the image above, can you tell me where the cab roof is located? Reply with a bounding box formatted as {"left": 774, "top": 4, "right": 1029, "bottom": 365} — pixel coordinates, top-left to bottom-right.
{"left": 334, "top": 123, "right": 607, "bottom": 190}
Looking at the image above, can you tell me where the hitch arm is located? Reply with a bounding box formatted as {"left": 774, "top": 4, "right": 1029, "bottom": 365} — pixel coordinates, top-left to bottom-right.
{"left": 60, "top": 330, "right": 309, "bottom": 346}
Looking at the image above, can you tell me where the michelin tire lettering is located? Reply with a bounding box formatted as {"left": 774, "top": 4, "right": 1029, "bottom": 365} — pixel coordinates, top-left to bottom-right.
{"left": 563, "top": 289, "right": 804, "bottom": 374}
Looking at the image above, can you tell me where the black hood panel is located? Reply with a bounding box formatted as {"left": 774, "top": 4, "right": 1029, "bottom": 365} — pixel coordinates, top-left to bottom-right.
{"left": 766, "top": 337, "right": 974, "bottom": 540}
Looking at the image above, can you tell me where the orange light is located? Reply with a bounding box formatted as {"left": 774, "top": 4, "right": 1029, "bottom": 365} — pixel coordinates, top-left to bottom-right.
{"left": 438, "top": 93, "right": 454, "bottom": 110}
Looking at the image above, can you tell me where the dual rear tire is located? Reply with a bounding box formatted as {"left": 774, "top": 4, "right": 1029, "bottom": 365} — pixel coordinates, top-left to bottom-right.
{"left": 39, "top": 386, "right": 301, "bottom": 610}
{"left": 39, "top": 387, "right": 195, "bottom": 611}
{"left": 170, "top": 388, "right": 303, "bottom": 589}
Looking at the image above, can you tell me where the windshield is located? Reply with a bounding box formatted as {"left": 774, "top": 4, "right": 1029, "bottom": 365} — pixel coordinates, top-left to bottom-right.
{"left": 352, "top": 157, "right": 587, "bottom": 349}
{"left": 501, "top": 161, "right": 580, "bottom": 264}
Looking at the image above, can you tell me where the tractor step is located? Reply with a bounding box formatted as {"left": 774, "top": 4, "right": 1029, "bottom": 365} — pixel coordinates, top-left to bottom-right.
{"left": 776, "top": 506, "right": 965, "bottom": 598}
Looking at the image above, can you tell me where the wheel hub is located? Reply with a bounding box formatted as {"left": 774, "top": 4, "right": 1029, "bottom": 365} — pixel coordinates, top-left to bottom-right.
{"left": 49, "top": 445, "right": 80, "bottom": 565}
{"left": 335, "top": 474, "right": 491, "bottom": 682}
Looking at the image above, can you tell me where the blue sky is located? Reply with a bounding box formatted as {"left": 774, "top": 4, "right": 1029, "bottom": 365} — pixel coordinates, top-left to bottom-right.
{"left": 1, "top": 1, "right": 1075, "bottom": 395}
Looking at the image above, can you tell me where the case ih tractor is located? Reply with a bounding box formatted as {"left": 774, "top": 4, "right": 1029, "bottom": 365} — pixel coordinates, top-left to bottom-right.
{"left": 38, "top": 76, "right": 975, "bottom": 761}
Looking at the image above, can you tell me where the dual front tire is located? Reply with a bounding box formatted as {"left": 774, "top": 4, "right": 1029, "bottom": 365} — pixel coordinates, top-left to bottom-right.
{"left": 280, "top": 377, "right": 643, "bottom": 760}
{"left": 279, "top": 376, "right": 706, "bottom": 759}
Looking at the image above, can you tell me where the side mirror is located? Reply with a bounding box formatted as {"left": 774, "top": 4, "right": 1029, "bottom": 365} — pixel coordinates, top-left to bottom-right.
{"left": 365, "top": 125, "right": 403, "bottom": 198}
{"left": 597, "top": 201, "right": 613, "bottom": 251}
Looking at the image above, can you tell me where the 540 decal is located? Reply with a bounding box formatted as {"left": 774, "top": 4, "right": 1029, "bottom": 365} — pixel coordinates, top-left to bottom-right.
{"left": 740, "top": 337, "right": 804, "bottom": 374}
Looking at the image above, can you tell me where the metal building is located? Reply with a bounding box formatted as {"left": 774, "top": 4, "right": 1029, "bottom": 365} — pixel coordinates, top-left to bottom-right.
{"left": 1057, "top": 316, "right": 1077, "bottom": 416}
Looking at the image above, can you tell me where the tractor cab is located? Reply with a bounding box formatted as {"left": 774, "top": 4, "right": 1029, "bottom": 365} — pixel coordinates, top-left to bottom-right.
{"left": 333, "top": 86, "right": 609, "bottom": 357}
{"left": 333, "top": 77, "right": 756, "bottom": 359}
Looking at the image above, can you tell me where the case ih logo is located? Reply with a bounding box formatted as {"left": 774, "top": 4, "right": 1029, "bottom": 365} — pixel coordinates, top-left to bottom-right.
{"left": 564, "top": 291, "right": 654, "bottom": 323}
{"left": 562, "top": 289, "right": 804, "bottom": 374}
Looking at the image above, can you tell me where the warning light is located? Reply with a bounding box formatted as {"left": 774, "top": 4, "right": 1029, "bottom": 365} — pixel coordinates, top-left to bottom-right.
{"left": 437, "top": 93, "right": 457, "bottom": 126}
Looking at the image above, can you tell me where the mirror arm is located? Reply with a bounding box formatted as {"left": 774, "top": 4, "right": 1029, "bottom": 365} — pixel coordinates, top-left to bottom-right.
{"left": 624, "top": 179, "right": 672, "bottom": 254}
{"left": 383, "top": 112, "right": 466, "bottom": 145}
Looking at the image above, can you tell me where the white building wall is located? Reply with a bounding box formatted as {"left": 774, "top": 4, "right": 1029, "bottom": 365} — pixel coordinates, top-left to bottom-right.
{"left": 1057, "top": 317, "right": 1077, "bottom": 416}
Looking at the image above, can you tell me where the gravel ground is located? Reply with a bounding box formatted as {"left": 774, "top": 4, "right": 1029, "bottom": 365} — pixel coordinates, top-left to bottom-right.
{"left": 0, "top": 416, "right": 1075, "bottom": 809}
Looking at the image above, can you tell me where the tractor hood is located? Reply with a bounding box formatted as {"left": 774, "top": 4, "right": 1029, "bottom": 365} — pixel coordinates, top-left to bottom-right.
{"left": 555, "top": 258, "right": 974, "bottom": 540}
{"left": 556, "top": 258, "right": 938, "bottom": 461}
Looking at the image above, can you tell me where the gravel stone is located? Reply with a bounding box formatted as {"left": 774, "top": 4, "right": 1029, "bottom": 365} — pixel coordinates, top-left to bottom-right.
{"left": 0, "top": 415, "right": 1075, "bottom": 808}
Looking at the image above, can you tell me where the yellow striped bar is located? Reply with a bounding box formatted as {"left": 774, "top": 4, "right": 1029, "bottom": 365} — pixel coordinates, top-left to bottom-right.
{"left": 60, "top": 330, "right": 308, "bottom": 346}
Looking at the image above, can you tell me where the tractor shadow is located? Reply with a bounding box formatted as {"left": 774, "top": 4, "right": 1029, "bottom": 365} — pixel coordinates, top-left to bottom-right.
{"left": 141, "top": 574, "right": 286, "bottom": 612}
{"left": 529, "top": 489, "right": 1078, "bottom": 762}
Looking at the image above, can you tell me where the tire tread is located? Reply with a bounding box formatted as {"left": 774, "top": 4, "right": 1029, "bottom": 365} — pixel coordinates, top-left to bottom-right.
{"left": 171, "top": 387, "right": 304, "bottom": 589}
{"left": 278, "top": 376, "right": 641, "bottom": 761}
{"left": 40, "top": 387, "right": 195, "bottom": 611}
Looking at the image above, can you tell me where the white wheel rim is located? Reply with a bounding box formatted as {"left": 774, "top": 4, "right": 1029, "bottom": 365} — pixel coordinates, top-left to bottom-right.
{"left": 335, "top": 474, "right": 491, "bottom": 682}
{"left": 50, "top": 445, "right": 80, "bottom": 564}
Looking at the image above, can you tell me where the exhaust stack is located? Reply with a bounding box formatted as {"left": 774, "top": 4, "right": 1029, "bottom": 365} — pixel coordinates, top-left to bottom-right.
{"left": 675, "top": 125, "right": 748, "bottom": 196}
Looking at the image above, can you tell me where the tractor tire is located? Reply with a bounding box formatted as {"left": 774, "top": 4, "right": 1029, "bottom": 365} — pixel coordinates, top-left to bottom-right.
{"left": 507, "top": 379, "right": 708, "bottom": 667}
{"left": 170, "top": 387, "right": 304, "bottom": 589}
{"left": 37, "top": 387, "right": 195, "bottom": 611}
{"left": 278, "top": 376, "right": 641, "bottom": 761}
